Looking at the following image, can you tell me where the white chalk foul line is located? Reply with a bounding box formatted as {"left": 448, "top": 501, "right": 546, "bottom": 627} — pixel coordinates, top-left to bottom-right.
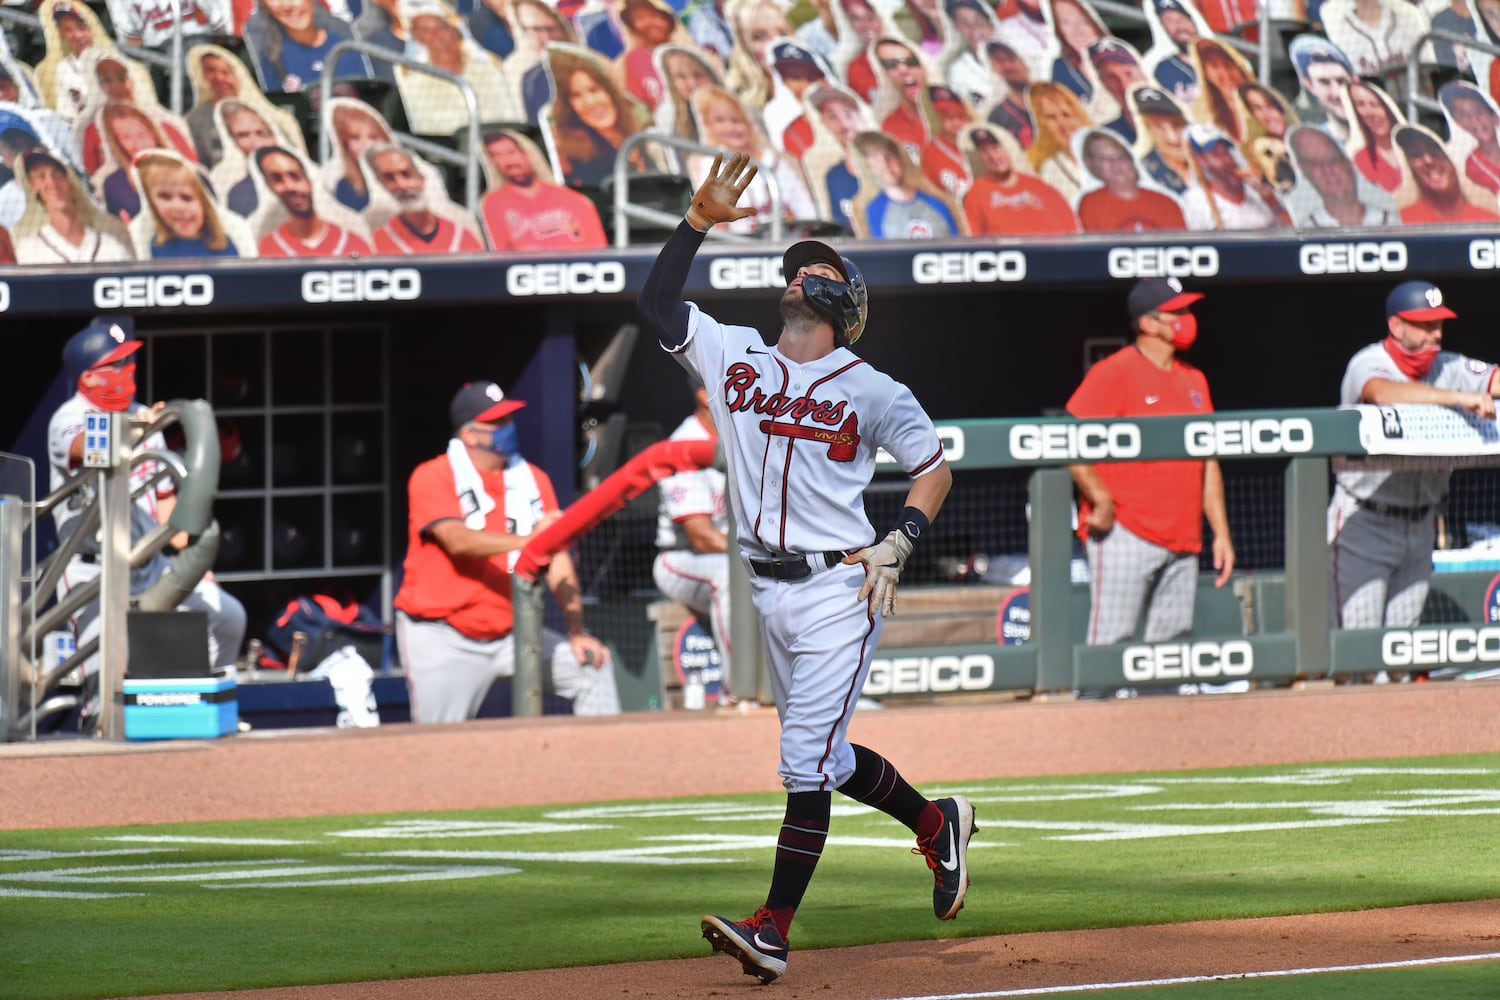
{"left": 878, "top": 951, "right": 1500, "bottom": 999}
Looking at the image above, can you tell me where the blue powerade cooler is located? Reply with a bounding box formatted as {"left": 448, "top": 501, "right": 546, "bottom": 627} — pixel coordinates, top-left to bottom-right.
{"left": 120, "top": 609, "right": 238, "bottom": 740}
{"left": 122, "top": 676, "right": 239, "bottom": 739}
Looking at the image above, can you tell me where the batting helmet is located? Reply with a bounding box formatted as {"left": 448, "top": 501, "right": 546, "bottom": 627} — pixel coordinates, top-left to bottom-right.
{"left": 62, "top": 317, "right": 140, "bottom": 381}
{"left": 1386, "top": 280, "right": 1457, "bottom": 322}
{"left": 782, "top": 240, "right": 869, "bottom": 345}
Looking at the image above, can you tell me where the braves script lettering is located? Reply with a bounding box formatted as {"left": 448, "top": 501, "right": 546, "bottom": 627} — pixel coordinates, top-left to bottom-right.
{"left": 722, "top": 362, "right": 847, "bottom": 425}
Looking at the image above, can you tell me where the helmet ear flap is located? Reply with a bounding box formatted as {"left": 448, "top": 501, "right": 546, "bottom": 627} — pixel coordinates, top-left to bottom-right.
{"left": 842, "top": 256, "right": 868, "bottom": 346}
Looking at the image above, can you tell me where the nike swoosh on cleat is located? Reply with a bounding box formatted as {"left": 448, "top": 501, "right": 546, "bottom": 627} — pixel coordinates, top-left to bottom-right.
{"left": 753, "top": 931, "right": 780, "bottom": 952}
{"left": 939, "top": 826, "right": 959, "bottom": 871}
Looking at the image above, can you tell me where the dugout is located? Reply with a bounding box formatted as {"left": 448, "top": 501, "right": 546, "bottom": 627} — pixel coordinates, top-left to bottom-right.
{"left": 7, "top": 228, "right": 1500, "bottom": 721}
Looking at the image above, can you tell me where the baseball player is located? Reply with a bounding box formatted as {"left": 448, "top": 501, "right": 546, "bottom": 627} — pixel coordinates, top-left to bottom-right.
{"left": 636, "top": 151, "right": 975, "bottom": 985}
{"left": 393, "top": 380, "right": 621, "bottom": 721}
{"left": 1067, "top": 277, "right": 1234, "bottom": 646}
{"left": 1329, "top": 280, "right": 1500, "bottom": 632}
{"left": 48, "top": 317, "right": 247, "bottom": 725}
{"left": 652, "top": 371, "right": 735, "bottom": 701}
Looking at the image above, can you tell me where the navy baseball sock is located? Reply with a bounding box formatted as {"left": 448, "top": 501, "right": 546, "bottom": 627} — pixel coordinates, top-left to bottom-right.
{"left": 836, "top": 743, "right": 929, "bottom": 833}
{"left": 764, "top": 791, "right": 830, "bottom": 939}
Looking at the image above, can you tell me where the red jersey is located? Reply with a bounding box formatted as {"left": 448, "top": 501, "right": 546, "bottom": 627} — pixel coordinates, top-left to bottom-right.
{"left": 1465, "top": 148, "right": 1500, "bottom": 193}
{"left": 921, "top": 136, "right": 972, "bottom": 200}
{"left": 848, "top": 53, "right": 877, "bottom": 104}
{"left": 1066, "top": 346, "right": 1213, "bottom": 553}
{"left": 373, "top": 215, "right": 485, "bottom": 255}
{"left": 258, "top": 222, "right": 373, "bottom": 258}
{"left": 1077, "top": 187, "right": 1186, "bottom": 233}
{"left": 781, "top": 115, "right": 814, "bottom": 159}
{"left": 1399, "top": 197, "right": 1500, "bottom": 225}
{"left": 393, "top": 455, "right": 560, "bottom": 640}
{"left": 963, "top": 173, "right": 1078, "bottom": 235}
{"left": 482, "top": 183, "right": 608, "bottom": 251}
{"left": 882, "top": 103, "right": 929, "bottom": 160}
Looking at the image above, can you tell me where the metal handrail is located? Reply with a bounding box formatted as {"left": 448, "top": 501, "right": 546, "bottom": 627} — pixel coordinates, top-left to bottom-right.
{"left": 1404, "top": 27, "right": 1500, "bottom": 121}
{"left": 612, "top": 131, "right": 782, "bottom": 248}
{"left": 319, "top": 39, "right": 485, "bottom": 212}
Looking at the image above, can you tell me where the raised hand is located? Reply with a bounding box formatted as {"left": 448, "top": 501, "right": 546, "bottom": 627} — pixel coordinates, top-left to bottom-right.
{"left": 686, "top": 152, "right": 759, "bottom": 232}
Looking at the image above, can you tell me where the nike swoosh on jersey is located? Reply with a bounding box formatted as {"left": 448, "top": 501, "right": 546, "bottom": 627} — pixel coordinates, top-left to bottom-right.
{"left": 1145, "top": 395, "right": 1161, "bottom": 405}
{"left": 939, "top": 826, "right": 959, "bottom": 871}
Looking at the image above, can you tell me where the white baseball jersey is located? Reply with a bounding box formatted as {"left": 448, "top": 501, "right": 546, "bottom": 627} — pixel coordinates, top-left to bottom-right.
{"left": 655, "top": 412, "right": 728, "bottom": 551}
{"left": 1335, "top": 343, "right": 1494, "bottom": 507}
{"left": 672, "top": 303, "right": 945, "bottom": 558}
{"left": 105, "top": 0, "right": 229, "bottom": 47}
{"left": 48, "top": 394, "right": 172, "bottom": 591}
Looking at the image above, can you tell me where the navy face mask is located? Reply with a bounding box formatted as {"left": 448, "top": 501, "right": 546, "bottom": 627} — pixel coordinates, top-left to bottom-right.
{"left": 487, "top": 423, "right": 521, "bottom": 458}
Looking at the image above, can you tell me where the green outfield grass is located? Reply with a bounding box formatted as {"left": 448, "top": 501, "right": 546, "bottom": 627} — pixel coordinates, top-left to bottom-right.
{"left": 1041, "top": 960, "right": 1500, "bottom": 998}
{"left": 4, "top": 752, "right": 1500, "bottom": 1000}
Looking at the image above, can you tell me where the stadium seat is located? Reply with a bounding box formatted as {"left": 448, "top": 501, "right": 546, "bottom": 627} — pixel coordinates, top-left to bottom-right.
{"left": 334, "top": 77, "right": 409, "bottom": 135}
{"left": 598, "top": 170, "right": 693, "bottom": 244}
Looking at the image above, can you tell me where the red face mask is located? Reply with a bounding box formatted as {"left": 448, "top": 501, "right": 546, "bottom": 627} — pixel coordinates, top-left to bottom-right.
{"left": 1382, "top": 334, "right": 1438, "bottom": 379}
{"left": 1168, "top": 313, "right": 1198, "bottom": 351}
{"left": 79, "top": 361, "right": 137, "bottom": 412}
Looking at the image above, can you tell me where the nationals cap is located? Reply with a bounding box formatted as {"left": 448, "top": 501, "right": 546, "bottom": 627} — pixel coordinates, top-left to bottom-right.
{"left": 1127, "top": 276, "right": 1203, "bottom": 320}
{"left": 63, "top": 316, "right": 140, "bottom": 380}
{"left": 1386, "top": 280, "right": 1456, "bottom": 322}
{"left": 450, "top": 380, "right": 525, "bottom": 428}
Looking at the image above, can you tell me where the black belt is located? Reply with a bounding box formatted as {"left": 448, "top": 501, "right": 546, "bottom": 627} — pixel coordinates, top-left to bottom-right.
{"left": 747, "top": 550, "right": 848, "bottom": 581}
{"left": 1358, "top": 498, "right": 1437, "bottom": 522}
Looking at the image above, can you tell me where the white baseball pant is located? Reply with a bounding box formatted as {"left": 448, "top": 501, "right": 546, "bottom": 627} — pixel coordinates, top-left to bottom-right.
{"left": 396, "top": 612, "right": 621, "bottom": 723}
{"left": 652, "top": 549, "right": 733, "bottom": 689}
{"left": 1084, "top": 523, "right": 1198, "bottom": 645}
{"left": 748, "top": 559, "right": 880, "bottom": 794}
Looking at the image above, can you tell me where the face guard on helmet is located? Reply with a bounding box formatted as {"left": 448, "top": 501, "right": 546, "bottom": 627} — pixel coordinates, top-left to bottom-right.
{"left": 782, "top": 240, "right": 869, "bottom": 345}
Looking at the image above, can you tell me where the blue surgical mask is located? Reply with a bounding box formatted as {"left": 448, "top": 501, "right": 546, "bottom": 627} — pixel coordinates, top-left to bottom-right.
{"left": 488, "top": 423, "right": 521, "bottom": 459}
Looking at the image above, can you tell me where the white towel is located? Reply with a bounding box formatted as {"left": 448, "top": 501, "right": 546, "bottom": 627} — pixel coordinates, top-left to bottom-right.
{"left": 447, "top": 437, "right": 495, "bottom": 529}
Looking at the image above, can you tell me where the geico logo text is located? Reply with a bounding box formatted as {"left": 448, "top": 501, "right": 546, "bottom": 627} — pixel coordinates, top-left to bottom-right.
{"left": 301, "top": 268, "right": 420, "bottom": 303}
{"left": 1381, "top": 627, "right": 1500, "bottom": 665}
{"left": 1469, "top": 239, "right": 1500, "bottom": 269}
{"left": 864, "top": 655, "right": 995, "bottom": 695}
{"left": 94, "top": 274, "right": 213, "bottom": 309}
{"left": 1010, "top": 422, "right": 1141, "bottom": 461}
{"left": 506, "top": 261, "right": 626, "bottom": 296}
{"left": 0, "top": 281, "right": 11, "bottom": 312}
{"left": 1299, "top": 242, "right": 1407, "bottom": 275}
{"left": 1184, "top": 417, "right": 1315, "bottom": 457}
{"left": 709, "top": 256, "right": 784, "bottom": 289}
{"left": 1122, "top": 641, "right": 1254, "bottom": 681}
{"left": 912, "top": 250, "right": 1026, "bottom": 284}
{"left": 1107, "top": 246, "right": 1219, "bottom": 278}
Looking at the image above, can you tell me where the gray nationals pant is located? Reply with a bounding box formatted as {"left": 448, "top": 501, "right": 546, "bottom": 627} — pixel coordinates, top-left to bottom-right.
{"left": 1084, "top": 523, "right": 1198, "bottom": 645}
{"left": 1327, "top": 492, "right": 1435, "bottom": 629}
{"left": 396, "top": 613, "right": 621, "bottom": 722}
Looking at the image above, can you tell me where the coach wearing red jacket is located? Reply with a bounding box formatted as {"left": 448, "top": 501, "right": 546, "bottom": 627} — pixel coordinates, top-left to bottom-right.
{"left": 394, "top": 381, "right": 619, "bottom": 721}
{"left": 1065, "top": 277, "right": 1235, "bottom": 645}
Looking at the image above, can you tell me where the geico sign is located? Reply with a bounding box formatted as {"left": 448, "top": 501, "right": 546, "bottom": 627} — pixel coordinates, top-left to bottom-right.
{"left": 912, "top": 250, "right": 1026, "bottom": 284}
{"left": 1122, "top": 640, "right": 1254, "bottom": 681}
{"left": 1299, "top": 241, "right": 1407, "bottom": 275}
{"left": 1010, "top": 422, "right": 1141, "bottom": 461}
{"left": 301, "top": 268, "right": 420, "bottom": 303}
{"left": 864, "top": 655, "right": 995, "bottom": 695}
{"left": 506, "top": 261, "right": 625, "bottom": 296}
{"left": 1382, "top": 627, "right": 1500, "bottom": 665}
{"left": 1469, "top": 239, "right": 1500, "bottom": 269}
{"left": 94, "top": 274, "right": 213, "bottom": 308}
{"left": 1184, "top": 417, "right": 1315, "bottom": 457}
{"left": 0, "top": 281, "right": 10, "bottom": 312}
{"left": 1107, "top": 246, "right": 1218, "bottom": 278}
{"left": 709, "top": 256, "right": 783, "bottom": 289}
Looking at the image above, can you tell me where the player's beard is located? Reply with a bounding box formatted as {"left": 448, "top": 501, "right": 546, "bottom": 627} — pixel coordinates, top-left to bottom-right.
{"left": 780, "top": 285, "right": 822, "bottom": 328}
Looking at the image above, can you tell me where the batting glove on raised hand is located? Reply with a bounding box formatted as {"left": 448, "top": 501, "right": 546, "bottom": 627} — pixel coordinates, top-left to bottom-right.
{"left": 844, "top": 530, "right": 914, "bottom": 617}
